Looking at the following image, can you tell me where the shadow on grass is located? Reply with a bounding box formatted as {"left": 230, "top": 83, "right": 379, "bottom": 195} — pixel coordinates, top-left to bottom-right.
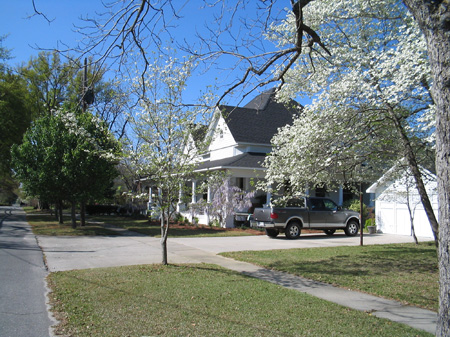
{"left": 267, "top": 243, "right": 437, "bottom": 277}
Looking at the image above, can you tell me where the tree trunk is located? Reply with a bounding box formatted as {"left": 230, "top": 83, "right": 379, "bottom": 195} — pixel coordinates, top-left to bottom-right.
{"left": 406, "top": 196, "right": 418, "bottom": 245}
{"left": 80, "top": 201, "right": 86, "bottom": 227}
{"left": 71, "top": 202, "right": 77, "bottom": 229}
{"left": 402, "top": 1, "right": 450, "bottom": 335}
{"left": 160, "top": 214, "right": 168, "bottom": 265}
{"left": 54, "top": 204, "right": 58, "bottom": 220}
{"left": 58, "top": 200, "right": 63, "bottom": 224}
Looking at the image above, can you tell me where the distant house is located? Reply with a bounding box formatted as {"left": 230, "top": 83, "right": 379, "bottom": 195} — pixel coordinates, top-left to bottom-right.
{"left": 366, "top": 165, "right": 437, "bottom": 238}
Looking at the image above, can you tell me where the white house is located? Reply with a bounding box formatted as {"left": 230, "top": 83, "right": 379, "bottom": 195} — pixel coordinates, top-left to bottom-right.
{"left": 174, "top": 88, "right": 301, "bottom": 226}
{"left": 366, "top": 165, "right": 437, "bottom": 238}
{"left": 173, "top": 88, "right": 371, "bottom": 226}
{"left": 143, "top": 89, "right": 381, "bottom": 227}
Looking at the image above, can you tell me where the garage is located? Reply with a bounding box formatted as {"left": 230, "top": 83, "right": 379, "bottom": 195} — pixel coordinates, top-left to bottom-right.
{"left": 366, "top": 166, "right": 437, "bottom": 239}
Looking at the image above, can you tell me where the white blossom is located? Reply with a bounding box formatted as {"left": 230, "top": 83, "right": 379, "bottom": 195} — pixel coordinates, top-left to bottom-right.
{"left": 262, "top": 0, "right": 434, "bottom": 195}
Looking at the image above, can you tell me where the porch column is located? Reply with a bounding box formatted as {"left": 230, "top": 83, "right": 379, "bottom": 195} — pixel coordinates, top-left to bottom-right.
{"left": 206, "top": 185, "right": 212, "bottom": 226}
{"left": 148, "top": 187, "right": 153, "bottom": 204}
{"left": 177, "top": 183, "right": 183, "bottom": 212}
{"left": 147, "top": 187, "right": 153, "bottom": 217}
{"left": 265, "top": 191, "right": 272, "bottom": 207}
{"left": 191, "top": 180, "right": 197, "bottom": 204}
{"left": 207, "top": 185, "right": 212, "bottom": 203}
{"left": 338, "top": 185, "right": 344, "bottom": 206}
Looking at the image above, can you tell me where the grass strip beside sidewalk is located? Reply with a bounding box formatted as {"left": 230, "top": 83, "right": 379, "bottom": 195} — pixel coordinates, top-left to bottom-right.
{"left": 48, "top": 264, "right": 431, "bottom": 337}
{"left": 222, "top": 242, "right": 438, "bottom": 312}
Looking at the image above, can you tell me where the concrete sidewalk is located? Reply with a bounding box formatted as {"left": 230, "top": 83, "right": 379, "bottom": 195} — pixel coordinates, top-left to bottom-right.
{"left": 38, "top": 228, "right": 437, "bottom": 335}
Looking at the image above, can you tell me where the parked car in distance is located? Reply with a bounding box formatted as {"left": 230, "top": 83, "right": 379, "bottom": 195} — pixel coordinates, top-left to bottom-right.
{"left": 251, "top": 197, "right": 360, "bottom": 239}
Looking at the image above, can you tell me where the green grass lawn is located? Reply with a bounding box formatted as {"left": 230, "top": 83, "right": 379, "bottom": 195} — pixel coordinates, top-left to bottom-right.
{"left": 47, "top": 264, "right": 432, "bottom": 337}
{"left": 222, "top": 242, "right": 439, "bottom": 312}
{"left": 25, "top": 212, "right": 120, "bottom": 236}
{"left": 24, "top": 208, "right": 263, "bottom": 237}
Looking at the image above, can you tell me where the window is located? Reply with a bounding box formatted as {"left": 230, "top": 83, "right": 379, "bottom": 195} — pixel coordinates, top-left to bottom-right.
{"left": 323, "top": 199, "right": 338, "bottom": 211}
{"left": 286, "top": 198, "right": 306, "bottom": 208}
{"left": 315, "top": 184, "right": 327, "bottom": 197}
{"left": 237, "top": 177, "right": 244, "bottom": 190}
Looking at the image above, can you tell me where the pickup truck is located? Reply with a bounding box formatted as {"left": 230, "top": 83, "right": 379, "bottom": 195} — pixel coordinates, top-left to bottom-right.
{"left": 251, "top": 197, "right": 360, "bottom": 239}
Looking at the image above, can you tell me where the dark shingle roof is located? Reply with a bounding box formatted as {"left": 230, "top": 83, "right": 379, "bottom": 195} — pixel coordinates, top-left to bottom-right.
{"left": 195, "top": 152, "right": 267, "bottom": 171}
{"left": 218, "top": 88, "right": 301, "bottom": 144}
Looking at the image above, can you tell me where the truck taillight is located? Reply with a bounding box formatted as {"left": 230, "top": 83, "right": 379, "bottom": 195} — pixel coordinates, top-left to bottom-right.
{"left": 270, "top": 212, "right": 278, "bottom": 219}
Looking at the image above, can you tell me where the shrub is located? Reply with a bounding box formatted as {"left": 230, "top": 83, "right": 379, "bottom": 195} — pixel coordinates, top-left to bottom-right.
{"left": 86, "top": 204, "right": 118, "bottom": 215}
{"left": 343, "top": 199, "right": 369, "bottom": 220}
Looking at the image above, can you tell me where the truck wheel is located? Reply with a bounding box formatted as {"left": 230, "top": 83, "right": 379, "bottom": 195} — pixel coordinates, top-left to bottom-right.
{"left": 323, "top": 229, "right": 336, "bottom": 236}
{"left": 265, "top": 229, "right": 279, "bottom": 238}
{"left": 285, "top": 222, "right": 301, "bottom": 239}
{"left": 344, "top": 220, "right": 359, "bottom": 236}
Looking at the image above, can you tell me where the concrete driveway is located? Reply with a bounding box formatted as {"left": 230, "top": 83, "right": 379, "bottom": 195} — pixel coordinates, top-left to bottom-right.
{"left": 37, "top": 231, "right": 429, "bottom": 272}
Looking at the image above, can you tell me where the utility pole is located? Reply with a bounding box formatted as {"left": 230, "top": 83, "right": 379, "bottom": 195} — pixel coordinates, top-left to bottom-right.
{"left": 82, "top": 58, "right": 94, "bottom": 112}
{"left": 360, "top": 182, "right": 364, "bottom": 246}
{"left": 83, "top": 58, "right": 88, "bottom": 112}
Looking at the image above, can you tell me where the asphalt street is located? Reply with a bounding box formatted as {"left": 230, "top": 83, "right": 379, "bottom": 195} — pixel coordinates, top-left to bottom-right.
{"left": 0, "top": 206, "right": 54, "bottom": 337}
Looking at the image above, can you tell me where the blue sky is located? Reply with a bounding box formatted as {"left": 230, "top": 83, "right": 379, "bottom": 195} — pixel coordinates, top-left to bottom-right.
{"left": 1, "top": 0, "right": 103, "bottom": 65}
{"left": 1, "top": 1, "right": 307, "bottom": 107}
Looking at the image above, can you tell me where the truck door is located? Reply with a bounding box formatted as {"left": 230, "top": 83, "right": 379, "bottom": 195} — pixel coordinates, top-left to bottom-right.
{"left": 308, "top": 198, "right": 328, "bottom": 228}
{"left": 322, "top": 198, "right": 347, "bottom": 226}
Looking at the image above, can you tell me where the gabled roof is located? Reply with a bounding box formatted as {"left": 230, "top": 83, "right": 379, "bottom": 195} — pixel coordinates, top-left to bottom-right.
{"left": 218, "top": 88, "right": 302, "bottom": 145}
{"left": 366, "top": 161, "right": 436, "bottom": 194}
{"left": 195, "top": 152, "right": 267, "bottom": 171}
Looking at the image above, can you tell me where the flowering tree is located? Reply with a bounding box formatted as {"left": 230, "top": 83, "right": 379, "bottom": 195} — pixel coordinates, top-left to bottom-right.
{"left": 130, "top": 53, "right": 212, "bottom": 265}
{"left": 57, "top": 110, "right": 121, "bottom": 226}
{"left": 262, "top": 0, "right": 438, "bottom": 241}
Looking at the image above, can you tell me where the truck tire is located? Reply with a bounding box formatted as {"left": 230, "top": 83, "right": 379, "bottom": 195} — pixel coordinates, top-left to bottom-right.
{"left": 265, "top": 228, "right": 280, "bottom": 238}
{"left": 323, "top": 229, "right": 336, "bottom": 236}
{"left": 285, "top": 221, "right": 301, "bottom": 239}
{"left": 344, "top": 220, "right": 359, "bottom": 236}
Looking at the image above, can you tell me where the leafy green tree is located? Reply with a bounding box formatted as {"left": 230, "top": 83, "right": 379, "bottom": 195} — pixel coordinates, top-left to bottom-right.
{"left": 58, "top": 110, "right": 121, "bottom": 227}
{"left": 0, "top": 37, "right": 34, "bottom": 204}
{"left": 11, "top": 113, "right": 69, "bottom": 218}
{"left": 11, "top": 109, "right": 120, "bottom": 226}
{"left": 19, "top": 53, "right": 129, "bottom": 138}
{"left": 19, "top": 52, "right": 76, "bottom": 116}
